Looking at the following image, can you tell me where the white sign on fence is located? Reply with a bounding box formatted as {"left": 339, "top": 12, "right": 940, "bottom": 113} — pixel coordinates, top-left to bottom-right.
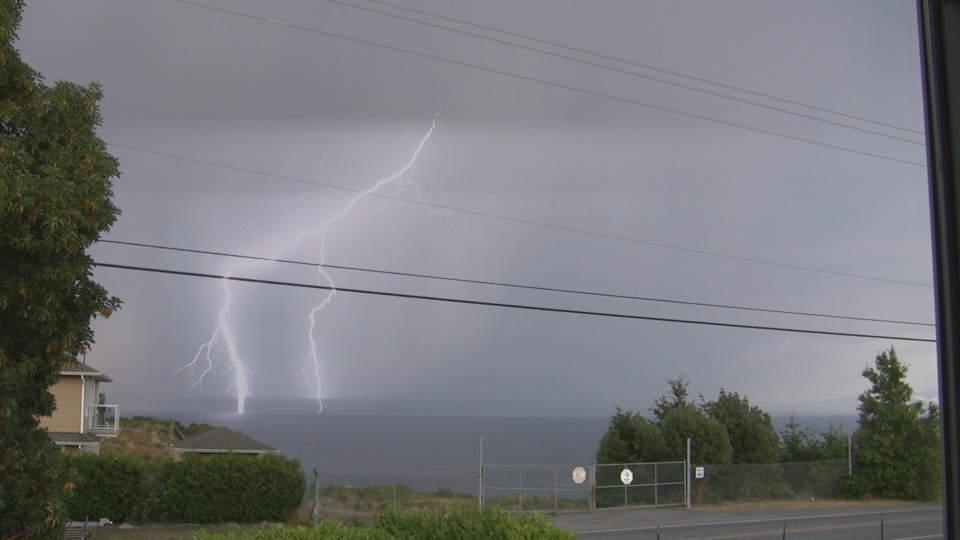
{"left": 620, "top": 468, "right": 634, "bottom": 485}
{"left": 572, "top": 467, "right": 586, "bottom": 484}
{"left": 695, "top": 467, "right": 705, "bottom": 479}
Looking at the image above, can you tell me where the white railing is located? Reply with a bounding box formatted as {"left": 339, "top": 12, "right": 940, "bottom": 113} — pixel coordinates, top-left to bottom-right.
{"left": 87, "top": 404, "right": 120, "bottom": 435}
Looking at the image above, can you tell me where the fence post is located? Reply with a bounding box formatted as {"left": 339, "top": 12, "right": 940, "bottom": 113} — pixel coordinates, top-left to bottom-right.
{"left": 392, "top": 474, "right": 398, "bottom": 510}
{"left": 478, "top": 435, "right": 483, "bottom": 508}
{"left": 686, "top": 438, "right": 692, "bottom": 508}
{"left": 554, "top": 467, "right": 559, "bottom": 512}
{"left": 310, "top": 468, "right": 320, "bottom": 525}
{"left": 519, "top": 465, "right": 523, "bottom": 512}
{"left": 590, "top": 464, "right": 596, "bottom": 512}
{"left": 847, "top": 435, "right": 852, "bottom": 476}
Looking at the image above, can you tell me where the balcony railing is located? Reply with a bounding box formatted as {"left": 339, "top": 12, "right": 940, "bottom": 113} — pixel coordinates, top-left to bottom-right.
{"left": 86, "top": 404, "right": 120, "bottom": 437}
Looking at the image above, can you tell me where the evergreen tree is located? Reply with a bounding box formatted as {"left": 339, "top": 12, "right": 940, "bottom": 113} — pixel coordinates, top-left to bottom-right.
{"left": 779, "top": 415, "right": 850, "bottom": 463}
{"left": 0, "top": 1, "right": 121, "bottom": 535}
{"left": 852, "top": 347, "right": 941, "bottom": 500}
{"left": 595, "top": 406, "right": 665, "bottom": 464}
{"left": 653, "top": 376, "right": 732, "bottom": 465}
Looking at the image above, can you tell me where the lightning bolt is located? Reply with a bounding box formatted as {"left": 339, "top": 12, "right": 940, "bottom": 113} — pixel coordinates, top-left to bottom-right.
{"left": 179, "top": 116, "right": 439, "bottom": 414}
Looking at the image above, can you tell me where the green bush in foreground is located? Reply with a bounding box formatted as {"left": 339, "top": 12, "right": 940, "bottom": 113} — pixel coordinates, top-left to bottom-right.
{"left": 193, "top": 506, "right": 575, "bottom": 540}
{"left": 376, "top": 505, "right": 574, "bottom": 540}
{"left": 195, "top": 522, "right": 393, "bottom": 540}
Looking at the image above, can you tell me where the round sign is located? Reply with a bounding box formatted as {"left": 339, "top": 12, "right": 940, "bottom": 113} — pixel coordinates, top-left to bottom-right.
{"left": 620, "top": 468, "right": 633, "bottom": 485}
{"left": 572, "top": 467, "right": 586, "bottom": 484}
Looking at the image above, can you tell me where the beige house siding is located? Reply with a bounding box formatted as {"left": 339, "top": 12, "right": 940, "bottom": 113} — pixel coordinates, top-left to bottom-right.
{"left": 40, "top": 376, "right": 82, "bottom": 432}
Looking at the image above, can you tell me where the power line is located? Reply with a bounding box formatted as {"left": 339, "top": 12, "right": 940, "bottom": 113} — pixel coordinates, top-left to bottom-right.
{"left": 170, "top": 0, "right": 926, "bottom": 168}
{"left": 365, "top": 0, "right": 924, "bottom": 138}
{"left": 107, "top": 141, "right": 934, "bottom": 289}
{"left": 324, "top": 0, "right": 923, "bottom": 146}
{"left": 91, "top": 261, "right": 936, "bottom": 343}
{"left": 101, "top": 238, "right": 935, "bottom": 327}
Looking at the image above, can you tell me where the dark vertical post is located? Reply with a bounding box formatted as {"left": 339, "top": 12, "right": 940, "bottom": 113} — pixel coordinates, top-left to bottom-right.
{"left": 917, "top": 1, "right": 960, "bottom": 538}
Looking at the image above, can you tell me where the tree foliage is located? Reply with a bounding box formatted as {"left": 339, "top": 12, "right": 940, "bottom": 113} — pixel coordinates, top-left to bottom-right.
{"left": 595, "top": 407, "right": 665, "bottom": 464}
{"left": 704, "top": 389, "right": 779, "bottom": 464}
{"left": 779, "top": 415, "right": 849, "bottom": 463}
{"left": 851, "top": 347, "right": 941, "bottom": 501}
{"left": 596, "top": 377, "right": 735, "bottom": 467}
{"left": 660, "top": 403, "right": 732, "bottom": 465}
{"left": 0, "top": 0, "right": 120, "bottom": 536}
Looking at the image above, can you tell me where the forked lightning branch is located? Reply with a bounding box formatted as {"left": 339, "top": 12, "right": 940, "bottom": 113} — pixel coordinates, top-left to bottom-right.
{"left": 176, "top": 117, "right": 441, "bottom": 414}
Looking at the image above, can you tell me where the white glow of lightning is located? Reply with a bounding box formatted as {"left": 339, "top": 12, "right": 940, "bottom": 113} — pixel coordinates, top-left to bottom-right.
{"left": 180, "top": 117, "right": 439, "bottom": 414}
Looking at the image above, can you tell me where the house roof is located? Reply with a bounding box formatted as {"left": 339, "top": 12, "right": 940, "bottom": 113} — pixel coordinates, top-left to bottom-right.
{"left": 172, "top": 426, "right": 276, "bottom": 454}
{"left": 61, "top": 362, "right": 113, "bottom": 382}
{"left": 48, "top": 432, "right": 103, "bottom": 445}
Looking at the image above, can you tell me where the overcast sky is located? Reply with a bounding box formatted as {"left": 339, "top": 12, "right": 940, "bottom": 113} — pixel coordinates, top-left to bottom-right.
{"left": 17, "top": 0, "right": 937, "bottom": 417}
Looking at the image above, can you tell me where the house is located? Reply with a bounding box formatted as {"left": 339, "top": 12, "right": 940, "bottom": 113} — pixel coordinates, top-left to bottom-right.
{"left": 40, "top": 362, "right": 120, "bottom": 454}
{"left": 172, "top": 426, "right": 277, "bottom": 458}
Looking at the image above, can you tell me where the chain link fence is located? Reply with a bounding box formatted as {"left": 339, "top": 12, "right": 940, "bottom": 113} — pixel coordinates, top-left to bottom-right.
{"left": 692, "top": 459, "right": 848, "bottom": 505}
{"left": 308, "top": 458, "right": 851, "bottom": 514}
{"left": 594, "top": 462, "right": 687, "bottom": 510}
{"left": 482, "top": 464, "right": 591, "bottom": 512}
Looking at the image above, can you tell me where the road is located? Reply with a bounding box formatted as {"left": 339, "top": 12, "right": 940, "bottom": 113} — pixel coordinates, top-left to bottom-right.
{"left": 548, "top": 504, "right": 943, "bottom": 539}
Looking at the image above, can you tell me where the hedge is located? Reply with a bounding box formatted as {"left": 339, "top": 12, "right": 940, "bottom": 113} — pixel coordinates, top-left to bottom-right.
{"left": 60, "top": 454, "right": 144, "bottom": 523}
{"left": 59, "top": 452, "right": 305, "bottom": 524}
{"left": 162, "top": 453, "right": 306, "bottom": 523}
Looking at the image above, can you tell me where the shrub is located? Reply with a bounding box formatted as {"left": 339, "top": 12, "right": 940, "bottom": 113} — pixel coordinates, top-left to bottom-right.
{"left": 834, "top": 473, "right": 870, "bottom": 500}
{"left": 60, "top": 454, "right": 144, "bottom": 523}
{"left": 376, "top": 505, "right": 575, "bottom": 540}
{"left": 194, "top": 523, "right": 394, "bottom": 540}
{"left": 162, "top": 453, "right": 306, "bottom": 523}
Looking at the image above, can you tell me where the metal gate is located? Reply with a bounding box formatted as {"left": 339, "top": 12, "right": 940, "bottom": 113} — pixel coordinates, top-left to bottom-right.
{"left": 592, "top": 461, "right": 687, "bottom": 510}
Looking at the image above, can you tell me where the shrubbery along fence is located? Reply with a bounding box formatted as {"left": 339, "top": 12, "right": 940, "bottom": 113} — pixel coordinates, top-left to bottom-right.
{"left": 60, "top": 452, "right": 305, "bottom": 524}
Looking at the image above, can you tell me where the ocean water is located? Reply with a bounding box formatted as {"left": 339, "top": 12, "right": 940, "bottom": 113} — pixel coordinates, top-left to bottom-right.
{"left": 128, "top": 399, "right": 855, "bottom": 494}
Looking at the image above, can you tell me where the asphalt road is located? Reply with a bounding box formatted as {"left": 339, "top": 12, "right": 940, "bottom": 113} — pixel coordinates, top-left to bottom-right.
{"left": 548, "top": 503, "right": 943, "bottom": 539}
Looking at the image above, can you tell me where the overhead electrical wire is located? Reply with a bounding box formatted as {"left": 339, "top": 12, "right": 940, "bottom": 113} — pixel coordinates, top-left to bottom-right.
{"left": 365, "top": 0, "right": 924, "bottom": 137}
{"left": 101, "top": 238, "right": 935, "bottom": 328}
{"left": 324, "top": 0, "right": 923, "bottom": 146}
{"left": 107, "top": 142, "right": 935, "bottom": 289}
{"left": 170, "top": 0, "right": 926, "bottom": 168}
{"left": 91, "top": 261, "right": 936, "bottom": 344}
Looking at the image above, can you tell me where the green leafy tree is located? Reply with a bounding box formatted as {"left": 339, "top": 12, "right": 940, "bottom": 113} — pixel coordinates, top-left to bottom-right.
{"left": 653, "top": 377, "right": 732, "bottom": 465}
{"left": 596, "top": 406, "right": 665, "bottom": 464}
{"left": 0, "top": 1, "right": 120, "bottom": 536}
{"left": 660, "top": 404, "right": 733, "bottom": 465}
{"left": 780, "top": 415, "right": 850, "bottom": 462}
{"left": 704, "top": 389, "right": 779, "bottom": 464}
{"left": 852, "top": 347, "right": 941, "bottom": 501}
{"left": 597, "top": 377, "right": 734, "bottom": 466}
